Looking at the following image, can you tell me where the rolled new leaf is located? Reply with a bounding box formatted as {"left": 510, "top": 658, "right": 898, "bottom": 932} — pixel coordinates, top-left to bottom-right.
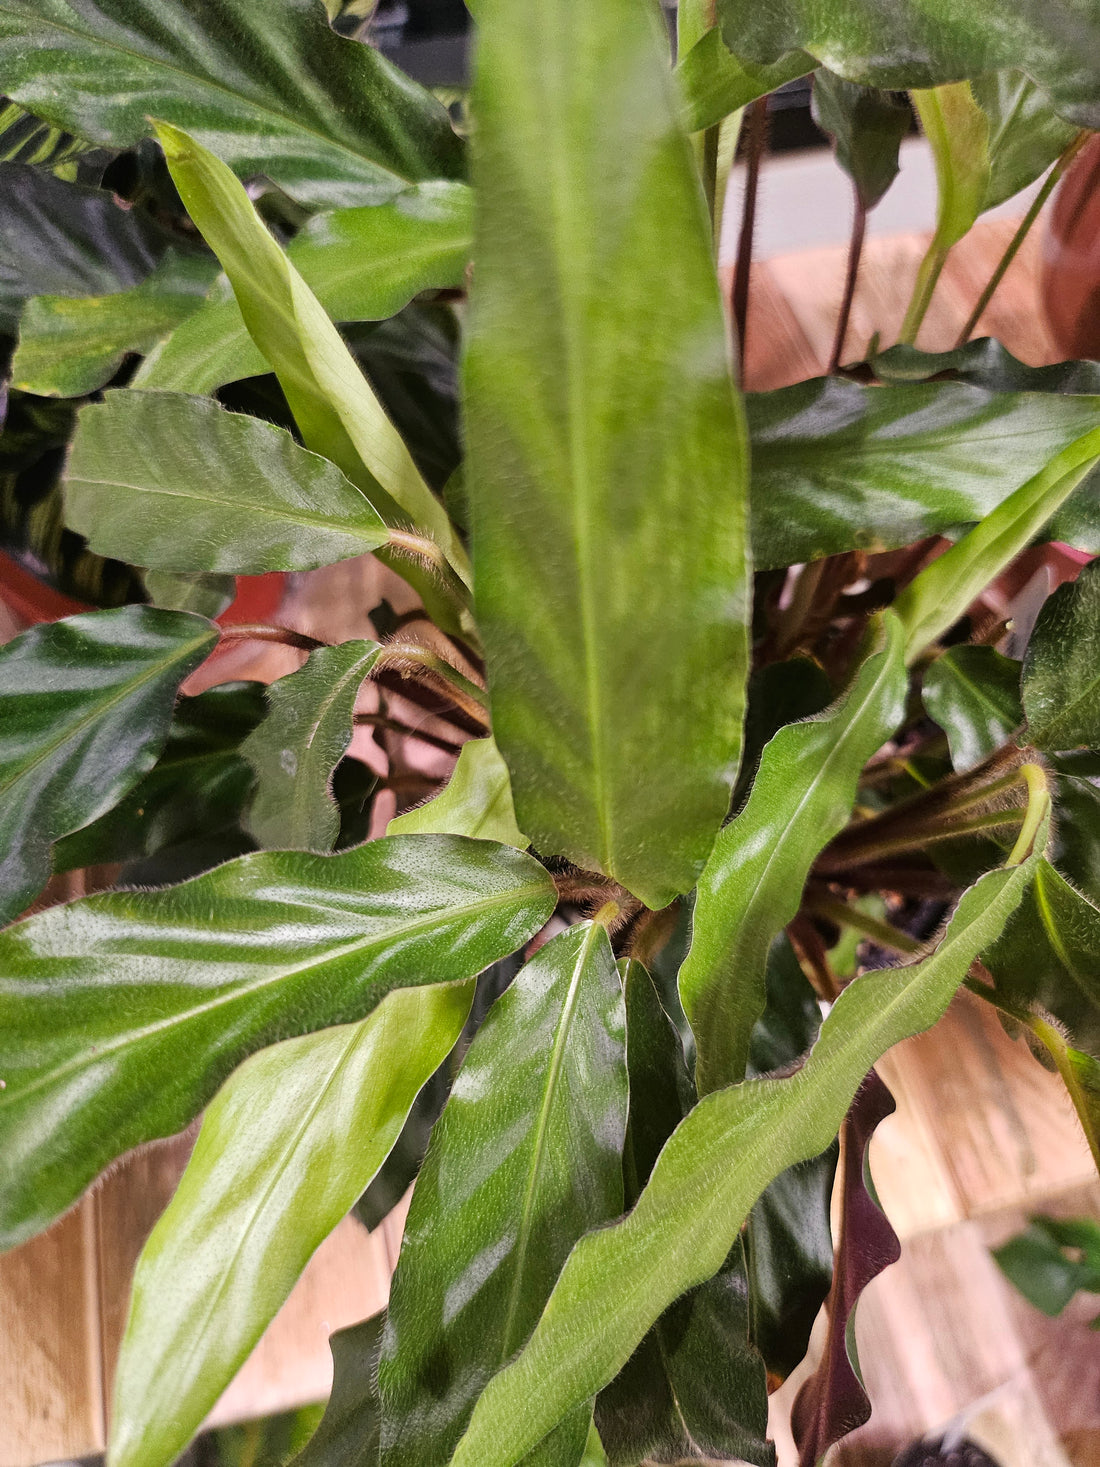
{"left": 0, "top": 834, "right": 556, "bottom": 1249}
{"left": 109, "top": 982, "right": 475, "bottom": 1467}
{"left": 449, "top": 837, "right": 1045, "bottom": 1467}
{"left": 465, "top": 0, "right": 751, "bottom": 908}
{"left": 136, "top": 182, "right": 473, "bottom": 396}
{"left": 680, "top": 613, "right": 907, "bottom": 1093}
{"left": 0, "top": 0, "right": 463, "bottom": 206}
{"left": 243, "top": 640, "right": 382, "bottom": 851}
{"left": 378, "top": 922, "right": 627, "bottom": 1467}
{"left": 0, "top": 605, "right": 217, "bottom": 925}
{"left": 64, "top": 390, "right": 389, "bottom": 574}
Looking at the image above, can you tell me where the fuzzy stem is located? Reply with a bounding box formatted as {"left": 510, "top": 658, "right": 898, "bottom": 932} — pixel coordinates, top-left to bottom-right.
{"left": 731, "top": 95, "right": 769, "bottom": 382}
{"left": 898, "top": 243, "right": 948, "bottom": 346}
{"left": 805, "top": 894, "right": 922, "bottom": 956}
{"left": 373, "top": 644, "right": 489, "bottom": 728}
{"left": 829, "top": 190, "right": 867, "bottom": 374}
{"left": 218, "top": 624, "right": 327, "bottom": 651}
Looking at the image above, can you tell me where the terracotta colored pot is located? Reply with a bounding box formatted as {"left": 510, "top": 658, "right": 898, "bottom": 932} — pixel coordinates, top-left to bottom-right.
{"left": 1041, "top": 134, "right": 1100, "bottom": 360}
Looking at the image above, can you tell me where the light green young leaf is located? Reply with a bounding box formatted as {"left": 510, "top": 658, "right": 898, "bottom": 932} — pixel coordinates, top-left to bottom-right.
{"left": 243, "top": 640, "right": 381, "bottom": 851}
{"left": 680, "top": 613, "right": 907, "bottom": 1093}
{"left": 450, "top": 846, "right": 1044, "bottom": 1467}
{"left": 64, "top": 390, "right": 389, "bottom": 574}
{"left": 0, "top": 0, "right": 464, "bottom": 206}
{"left": 388, "top": 736, "right": 525, "bottom": 847}
{"left": 901, "top": 84, "right": 990, "bottom": 343}
{"left": 0, "top": 605, "right": 216, "bottom": 925}
{"left": 972, "top": 72, "right": 1080, "bottom": 212}
{"left": 894, "top": 425, "right": 1100, "bottom": 663}
{"left": 465, "top": 0, "right": 751, "bottom": 909}
{"left": 0, "top": 834, "right": 556, "bottom": 1249}
{"left": 154, "top": 123, "right": 471, "bottom": 594}
{"left": 675, "top": 28, "right": 811, "bottom": 135}
{"left": 378, "top": 922, "right": 627, "bottom": 1467}
{"left": 12, "top": 252, "right": 217, "bottom": 397}
{"left": 135, "top": 182, "right": 473, "bottom": 396}
{"left": 1023, "top": 559, "right": 1100, "bottom": 751}
{"left": 110, "top": 981, "right": 475, "bottom": 1467}
{"left": 922, "top": 646, "right": 1023, "bottom": 771}
{"left": 143, "top": 570, "right": 236, "bottom": 620}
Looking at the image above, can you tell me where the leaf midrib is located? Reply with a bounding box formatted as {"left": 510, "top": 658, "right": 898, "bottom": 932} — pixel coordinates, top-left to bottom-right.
{"left": 0, "top": 876, "right": 548, "bottom": 1108}
{"left": 0, "top": 4, "right": 415, "bottom": 184}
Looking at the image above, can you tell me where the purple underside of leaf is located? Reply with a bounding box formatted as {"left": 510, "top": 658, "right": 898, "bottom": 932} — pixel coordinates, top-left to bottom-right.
{"left": 791, "top": 1068, "right": 902, "bottom": 1467}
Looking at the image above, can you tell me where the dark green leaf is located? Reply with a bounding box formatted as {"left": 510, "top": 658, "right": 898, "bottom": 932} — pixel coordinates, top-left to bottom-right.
{"left": 0, "top": 605, "right": 216, "bottom": 925}
{"left": 53, "top": 680, "right": 266, "bottom": 871}
{"left": 378, "top": 922, "right": 627, "bottom": 1467}
{"left": 294, "top": 1315, "right": 383, "bottom": 1467}
{"left": 388, "top": 736, "right": 525, "bottom": 848}
{"left": 0, "top": 161, "right": 168, "bottom": 305}
{"left": 747, "top": 378, "right": 1100, "bottom": 570}
{"left": 985, "top": 857, "right": 1100, "bottom": 1058}
{"left": 11, "top": 252, "right": 217, "bottom": 397}
{"left": 111, "top": 981, "right": 475, "bottom": 1467}
{"left": 465, "top": 0, "right": 751, "bottom": 909}
{"left": 714, "top": 0, "right": 1100, "bottom": 129}
{"left": 0, "top": 0, "right": 464, "bottom": 206}
{"left": 895, "top": 426, "right": 1100, "bottom": 662}
{"left": 0, "top": 834, "right": 556, "bottom": 1248}
{"left": 680, "top": 614, "right": 907, "bottom": 1093}
{"left": 993, "top": 1215, "right": 1100, "bottom": 1316}
{"left": 1023, "top": 560, "right": 1100, "bottom": 751}
{"left": 745, "top": 937, "right": 837, "bottom": 1386}
{"left": 595, "top": 961, "right": 772, "bottom": 1467}
{"left": 811, "top": 73, "right": 910, "bottom": 212}
{"left": 676, "top": 28, "right": 812, "bottom": 135}
{"left": 870, "top": 338, "right": 1100, "bottom": 393}
{"left": 243, "top": 640, "right": 381, "bottom": 851}
{"left": 449, "top": 848, "right": 1043, "bottom": 1467}
{"left": 135, "top": 182, "right": 472, "bottom": 396}
{"left": 0, "top": 97, "right": 100, "bottom": 171}
{"left": 922, "top": 646, "right": 1023, "bottom": 771}
{"left": 64, "top": 389, "right": 389, "bottom": 574}
{"left": 972, "top": 72, "right": 1080, "bottom": 211}
{"left": 791, "top": 1072, "right": 901, "bottom": 1467}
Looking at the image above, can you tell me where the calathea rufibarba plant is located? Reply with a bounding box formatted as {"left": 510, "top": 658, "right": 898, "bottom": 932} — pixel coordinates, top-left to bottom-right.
{"left": 2, "top": 1, "right": 1100, "bottom": 1464}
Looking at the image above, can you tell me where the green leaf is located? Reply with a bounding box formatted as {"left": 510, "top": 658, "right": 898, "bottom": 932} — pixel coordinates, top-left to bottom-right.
{"left": 986, "top": 857, "right": 1100, "bottom": 1058}
{"left": 745, "top": 937, "right": 836, "bottom": 1385}
{"left": 111, "top": 980, "right": 474, "bottom": 1467}
{"left": 972, "top": 72, "right": 1080, "bottom": 212}
{"left": 0, "top": 605, "right": 217, "bottom": 925}
{"left": 594, "top": 961, "right": 772, "bottom": 1467}
{"left": 11, "top": 252, "right": 217, "bottom": 398}
{"left": 746, "top": 378, "right": 1100, "bottom": 570}
{"left": 922, "top": 646, "right": 1023, "bottom": 771}
{"left": 1023, "top": 560, "right": 1100, "bottom": 751}
{"left": 143, "top": 569, "right": 236, "bottom": 619}
{"left": 63, "top": 389, "right": 389, "bottom": 574}
{"left": 713, "top": 0, "right": 1100, "bottom": 129}
{"left": 894, "top": 426, "right": 1100, "bottom": 662}
{"left": 465, "top": 0, "right": 751, "bottom": 910}
{"left": 676, "top": 28, "right": 812, "bottom": 135}
{"left": 914, "top": 82, "right": 991, "bottom": 245}
{"left": 449, "top": 850, "right": 1042, "bottom": 1467}
{"left": 870, "top": 338, "right": 1100, "bottom": 394}
{"left": 679, "top": 613, "right": 907, "bottom": 1093}
{"left": 243, "top": 640, "right": 382, "bottom": 851}
{"left": 154, "top": 123, "right": 470, "bottom": 595}
{"left": 378, "top": 922, "right": 627, "bottom": 1467}
{"left": 0, "top": 0, "right": 463, "bottom": 206}
{"left": 53, "top": 680, "right": 266, "bottom": 872}
{"left": 993, "top": 1214, "right": 1100, "bottom": 1316}
{"left": 811, "top": 73, "right": 910, "bottom": 212}
{"left": 0, "top": 833, "right": 556, "bottom": 1249}
{"left": 388, "top": 736, "right": 526, "bottom": 848}
{"left": 0, "top": 161, "right": 167, "bottom": 303}
{"left": 293, "top": 1315, "right": 383, "bottom": 1467}
{"left": 135, "top": 181, "right": 473, "bottom": 396}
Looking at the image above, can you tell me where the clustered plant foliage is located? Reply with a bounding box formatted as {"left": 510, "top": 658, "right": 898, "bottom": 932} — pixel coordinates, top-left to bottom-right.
{"left": 2, "top": 2, "right": 1100, "bottom": 1465}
